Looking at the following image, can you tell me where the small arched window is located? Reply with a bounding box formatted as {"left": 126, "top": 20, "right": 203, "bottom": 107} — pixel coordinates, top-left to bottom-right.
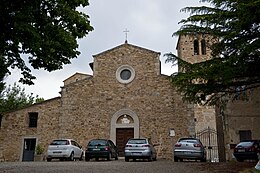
{"left": 194, "top": 40, "right": 199, "bottom": 55}
{"left": 201, "top": 39, "right": 206, "bottom": 55}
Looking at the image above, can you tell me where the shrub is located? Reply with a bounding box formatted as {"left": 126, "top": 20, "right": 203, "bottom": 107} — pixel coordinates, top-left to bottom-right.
{"left": 35, "top": 144, "right": 44, "bottom": 155}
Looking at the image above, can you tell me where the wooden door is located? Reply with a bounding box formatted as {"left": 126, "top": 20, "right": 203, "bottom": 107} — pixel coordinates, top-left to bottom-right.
{"left": 116, "top": 128, "right": 134, "bottom": 157}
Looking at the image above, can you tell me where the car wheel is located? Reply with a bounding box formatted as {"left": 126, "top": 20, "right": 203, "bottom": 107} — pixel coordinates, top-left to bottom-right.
{"left": 107, "top": 152, "right": 112, "bottom": 161}
{"left": 148, "top": 155, "right": 153, "bottom": 162}
{"left": 115, "top": 153, "right": 119, "bottom": 160}
{"left": 47, "top": 158, "right": 52, "bottom": 162}
{"left": 69, "top": 152, "right": 74, "bottom": 161}
{"left": 237, "top": 158, "right": 243, "bottom": 162}
{"left": 125, "top": 157, "right": 129, "bottom": 162}
{"left": 153, "top": 156, "right": 157, "bottom": 161}
{"left": 79, "top": 152, "right": 83, "bottom": 161}
{"left": 174, "top": 157, "right": 178, "bottom": 162}
{"left": 85, "top": 157, "right": 90, "bottom": 161}
{"left": 201, "top": 158, "right": 207, "bottom": 162}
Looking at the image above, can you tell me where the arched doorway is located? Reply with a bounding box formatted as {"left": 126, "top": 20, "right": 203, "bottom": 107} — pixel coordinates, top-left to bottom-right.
{"left": 110, "top": 109, "right": 139, "bottom": 156}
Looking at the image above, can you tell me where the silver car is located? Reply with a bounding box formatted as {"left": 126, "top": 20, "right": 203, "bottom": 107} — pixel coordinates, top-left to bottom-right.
{"left": 173, "top": 137, "right": 206, "bottom": 162}
{"left": 124, "top": 138, "right": 157, "bottom": 162}
{"left": 47, "top": 139, "right": 84, "bottom": 162}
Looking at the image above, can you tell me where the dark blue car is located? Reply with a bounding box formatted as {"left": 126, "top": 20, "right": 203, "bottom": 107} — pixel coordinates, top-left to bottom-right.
{"left": 233, "top": 140, "right": 260, "bottom": 162}
{"left": 85, "top": 139, "right": 119, "bottom": 161}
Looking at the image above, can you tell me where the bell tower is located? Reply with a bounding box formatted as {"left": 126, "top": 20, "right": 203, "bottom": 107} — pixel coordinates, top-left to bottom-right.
{"left": 176, "top": 34, "right": 219, "bottom": 162}
{"left": 176, "top": 34, "right": 214, "bottom": 67}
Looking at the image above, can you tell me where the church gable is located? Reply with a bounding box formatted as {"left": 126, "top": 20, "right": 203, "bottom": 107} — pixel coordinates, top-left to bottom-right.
{"left": 91, "top": 42, "right": 161, "bottom": 82}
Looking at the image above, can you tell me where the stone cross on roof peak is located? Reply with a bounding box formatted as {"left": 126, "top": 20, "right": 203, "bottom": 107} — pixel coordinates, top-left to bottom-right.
{"left": 123, "top": 28, "right": 129, "bottom": 43}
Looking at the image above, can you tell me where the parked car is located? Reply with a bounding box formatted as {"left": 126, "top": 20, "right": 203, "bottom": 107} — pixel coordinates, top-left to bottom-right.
{"left": 173, "top": 137, "right": 206, "bottom": 162}
{"left": 124, "top": 138, "right": 157, "bottom": 162}
{"left": 47, "top": 139, "right": 84, "bottom": 162}
{"left": 85, "top": 139, "right": 118, "bottom": 161}
{"left": 233, "top": 140, "right": 260, "bottom": 162}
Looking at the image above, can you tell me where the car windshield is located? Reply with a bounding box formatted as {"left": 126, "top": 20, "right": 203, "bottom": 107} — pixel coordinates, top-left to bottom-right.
{"left": 128, "top": 139, "right": 146, "bottom": 144}
{"left": 237, "top": 142, "right": 253, "bottom": 147}
{"left": 50, "top": 140, "right": 69, "bottom": 145}
{"left": 88, "top": 140, "right": 107, "bottom": 146}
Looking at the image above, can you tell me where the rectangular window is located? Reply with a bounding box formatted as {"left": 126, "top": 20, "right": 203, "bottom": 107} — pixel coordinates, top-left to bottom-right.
{"left": 29, "top": 112, "right": 38, "bottom": 128}
{"left": 235, "top": 85, "right": 246, "bottom": 100}
{"left": 239, "top": 130, "right": 252, "bottom": 141}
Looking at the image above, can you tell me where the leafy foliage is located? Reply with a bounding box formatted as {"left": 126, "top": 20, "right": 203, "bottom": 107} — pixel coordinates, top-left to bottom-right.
{"left": 166, "top": 0, "right": 260, "bottom": 105}
{"left": 35, "top": 144, "right": 44, "bottom": 155}
{"left": 0, "top": 0, "right": 93, "bottom": 92}
{"left": 0, "top": 83, "right": 44, "bottom": 113}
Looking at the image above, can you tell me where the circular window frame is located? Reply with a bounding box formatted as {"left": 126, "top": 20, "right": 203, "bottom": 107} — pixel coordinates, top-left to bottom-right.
{"left": 116, "top": 65, "right": 135, "bottom": 84}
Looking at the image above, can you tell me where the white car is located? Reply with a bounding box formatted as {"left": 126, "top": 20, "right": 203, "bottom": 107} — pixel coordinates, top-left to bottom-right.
{"left": 47, "top": 139, "right": 84, "bottom": 162}
{"left": 124, "top": 138, "right": 157, "bottom": 162}
{"left": 173, "top": 137, "right": 206, "bottom": 162}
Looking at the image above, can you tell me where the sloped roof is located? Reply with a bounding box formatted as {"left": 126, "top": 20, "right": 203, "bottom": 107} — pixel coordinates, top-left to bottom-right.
{"left": 63, "top": 72, "right": 92, "bottom": 86}
{"left": 3, "top": 97, "right": 61, "bottom": 114}
{"left": 93, "top": 42, "right": 160, "bottom": 58}
{"left": 63, "top": 72, "right": 91, "bottom": 82}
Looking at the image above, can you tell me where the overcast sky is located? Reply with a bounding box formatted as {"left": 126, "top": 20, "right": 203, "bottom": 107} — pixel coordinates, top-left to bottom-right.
{"left": 6, "top": 0, "right": 204, "bottom": 100}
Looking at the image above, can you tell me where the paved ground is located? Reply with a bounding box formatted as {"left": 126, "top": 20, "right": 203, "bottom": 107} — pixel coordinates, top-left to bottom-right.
{"left": 0, "top": 159, "right": 257, "bottom": 173}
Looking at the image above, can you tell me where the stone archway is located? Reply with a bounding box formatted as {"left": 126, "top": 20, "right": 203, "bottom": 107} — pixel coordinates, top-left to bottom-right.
{"left": 110, "top": 109, "right": 139, "bottom": 145}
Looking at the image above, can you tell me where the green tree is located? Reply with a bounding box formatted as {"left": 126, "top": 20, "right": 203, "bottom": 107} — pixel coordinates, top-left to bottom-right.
{"left": 165, "top": 0, "right": 260, "bottom": 105}
{"left": 0, "top": 0, "right": 93, "bottom": 93}
{"left": 0, "top": 83, "right": 44, "bottom": 113}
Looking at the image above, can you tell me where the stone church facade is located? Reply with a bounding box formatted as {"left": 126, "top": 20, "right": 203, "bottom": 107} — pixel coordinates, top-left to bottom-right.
{"left": 0, "top": 42, "right": 195, "bottom": 161}
{"left": 1, "top": 35, "right": 259, "bottom": 162}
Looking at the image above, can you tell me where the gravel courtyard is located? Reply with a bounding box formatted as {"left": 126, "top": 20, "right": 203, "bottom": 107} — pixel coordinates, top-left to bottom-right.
{"left": 0, "top": 159, "right": 257, "bottom": 173}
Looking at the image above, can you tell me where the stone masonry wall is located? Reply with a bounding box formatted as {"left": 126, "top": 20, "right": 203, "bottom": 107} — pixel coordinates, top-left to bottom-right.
{"left": 194, "top": 105, "right": 216, "bottom": 132}
{"left": 177, "top": 35, "right": 217, "bottom": 133}
{"left": 0, "top": 98, "right": 61, "bottom": 161}
{"left": 177, "top": 34, "right": 214, "bottom": 65}
{"left": 63, "top": 73, "right": 92, "bottom": 86}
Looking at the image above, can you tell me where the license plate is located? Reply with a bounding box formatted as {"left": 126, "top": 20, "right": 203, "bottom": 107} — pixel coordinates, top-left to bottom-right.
{"left": 93, "top": 148, "right": 100, "bottom": 151}
{"left": 238, "top": 149, "right": 245, "bottom": 152}
{"left": 132, "top": 152, "right": 142, "bottom": 156}
{"left": 184, "top": 151, "right": 192, "bottom": 154}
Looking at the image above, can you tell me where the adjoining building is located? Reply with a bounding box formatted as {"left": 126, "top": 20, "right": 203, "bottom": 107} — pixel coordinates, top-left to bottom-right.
{"left": 177, "top": 34, "right": 260, "bottom": 162}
